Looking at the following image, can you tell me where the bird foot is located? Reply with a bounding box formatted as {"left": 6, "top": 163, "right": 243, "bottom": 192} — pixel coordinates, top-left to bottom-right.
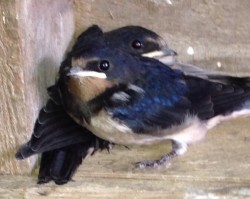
{"left": 134, "top": 150, "right": 177, "bottom": 169}
{"left": 135, "top": 160, "right": 161, "bottom": 168}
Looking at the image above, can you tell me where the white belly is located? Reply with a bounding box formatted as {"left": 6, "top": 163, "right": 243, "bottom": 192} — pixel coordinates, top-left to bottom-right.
{"left": 85, "top": 110, "right": 208, "bottom": 146}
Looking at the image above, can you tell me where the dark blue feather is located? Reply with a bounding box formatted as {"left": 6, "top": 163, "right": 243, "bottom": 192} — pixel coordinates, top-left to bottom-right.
{"left": 108, "top": 61, "right": 188, "bottom": 132}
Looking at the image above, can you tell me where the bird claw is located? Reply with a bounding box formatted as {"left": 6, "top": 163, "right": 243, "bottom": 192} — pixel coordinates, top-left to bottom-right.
{"left": 134, "top": 150, "right": 178, "bottom": 169}
{"left": 134, "top": 160, "right": 160, "bottom": 169}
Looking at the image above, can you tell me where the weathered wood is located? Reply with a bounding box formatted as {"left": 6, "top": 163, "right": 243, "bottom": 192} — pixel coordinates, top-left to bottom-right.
{"left": 0, "top": 0, "right": 74, "bottom": 174}
{"left": 0, "top": 1, "right": 250, "bottom": 197}
{"left": 0, "top": 118, "right": 249, "bottom": 198}
{"left": 74, "top": 0, "right": 250, "bottom": 74}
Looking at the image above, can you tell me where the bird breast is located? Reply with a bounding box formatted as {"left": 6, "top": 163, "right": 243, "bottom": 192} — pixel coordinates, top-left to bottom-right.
{"left": 85, "top": 110, "right": 208, "bottom": 146}
{"left": 67, "top": 76, "right": 114, "bottom": 102}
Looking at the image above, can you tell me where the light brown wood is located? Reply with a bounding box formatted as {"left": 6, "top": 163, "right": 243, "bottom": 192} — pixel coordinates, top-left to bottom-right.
{"left": 0, "top": 0, "right": 250, "bottom": 197}
{"left": 1, "top": 118, "right": 250, "bottom": 198}
{"left": 0, "top": 0, "right": 74, "bottom": 174}
{"left": 74, "top": 0, "right": 250, "bottom": 74}
{"left": 0, "top": 0, "right": 31, "bottom": 175}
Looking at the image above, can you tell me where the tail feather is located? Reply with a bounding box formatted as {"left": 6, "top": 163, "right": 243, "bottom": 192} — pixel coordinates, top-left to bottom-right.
{"left": 37, "top": 145, "right": 83, "bottom": 185}
{"left": 38, "top": 139, "right": 112, "bottom": 185}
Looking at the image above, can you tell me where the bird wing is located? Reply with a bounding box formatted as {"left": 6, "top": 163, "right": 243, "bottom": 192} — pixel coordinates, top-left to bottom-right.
{"left": 185, "top": 75, "right": 250, "bottom": 118}
{"left": 98, "top": 68, "right": 250, "bottom": 134}
{"left": 15, "top": 98, "right": 102, "bottom": 159}
{"left": 97, "top": 64, "right": 192, "bottom": 133}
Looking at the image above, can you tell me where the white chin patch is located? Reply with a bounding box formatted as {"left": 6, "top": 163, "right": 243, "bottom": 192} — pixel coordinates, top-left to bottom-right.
{"left": 68, "top": 71, "right": 107, "bottom": 79}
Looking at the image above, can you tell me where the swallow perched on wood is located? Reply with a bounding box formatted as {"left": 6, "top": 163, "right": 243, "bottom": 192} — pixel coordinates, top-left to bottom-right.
{"left": 16, "top": 25, "right": 179, "bottom": 184}
{"left": 18, "top": 24, "right": 248, "bottom": 184}
{"left": 58, "top": 44, "right": 250, "bottom": 168}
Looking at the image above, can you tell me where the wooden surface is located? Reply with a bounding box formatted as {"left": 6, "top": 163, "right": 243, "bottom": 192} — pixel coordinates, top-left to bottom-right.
{"left": 0, "top": 0, "right": 74, "bottom": 174}
{"left": 74, "top": 0, "right": 250, "bottom": 74}
{"left": 1, "top": 0, "right": 250, "bottom": 175}
{"left": 0, "top": 0, "right": 32, "bottom": 174}
{"left": 1, "top": 118, "right": 250, "bottom": 198}
{"left": 0, "top": 0, "right": 250, "bottom": 197}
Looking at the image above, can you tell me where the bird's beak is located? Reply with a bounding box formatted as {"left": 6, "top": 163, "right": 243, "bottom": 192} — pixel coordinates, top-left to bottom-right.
{"left": 67, "top": 67, "right": 107, "bottom": 79}
{"left": 142, "top": 47, "right": 177, "bottom": 65}
{"left": 142, "top": 47, "right": 177, "bottom": 58}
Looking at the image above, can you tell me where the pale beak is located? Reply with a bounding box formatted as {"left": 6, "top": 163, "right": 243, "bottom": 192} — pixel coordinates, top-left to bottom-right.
{"left": 142, "top": 47, "right": 177, "bottom": 58}
{"left": 142, "top": 47, "right": 177, "bottom": 65}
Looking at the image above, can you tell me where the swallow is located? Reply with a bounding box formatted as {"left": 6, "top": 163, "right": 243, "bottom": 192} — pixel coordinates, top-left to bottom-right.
{"left": 58, "top": 44, "right": 250, "bottom": 168}
{"left": 16, "top": 25, "right": 178, "bottom": 184}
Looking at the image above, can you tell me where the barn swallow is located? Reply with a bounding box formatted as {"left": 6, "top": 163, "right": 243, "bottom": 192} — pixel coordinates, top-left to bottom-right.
{"left": 59, "top": 45, "right": 250, "bottom": 168}
{"left": 16, "top": 25, "right": 179, "bottom": 184}
{"left": 17, "top": 24, "right": 250, "bottom": 184}
{"left": 18, "top": 24, "right": 249, "bottom": 184}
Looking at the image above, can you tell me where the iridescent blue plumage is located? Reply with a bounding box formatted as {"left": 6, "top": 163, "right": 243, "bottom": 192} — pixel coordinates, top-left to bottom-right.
{"left": 61, "top": 42, "right": 250, "bottom": 169}
{"left": 18, "top": 24, "right": 250, "bottom": 184}
{"left": 108, "top": 59, "right": 188, "bottom": 132}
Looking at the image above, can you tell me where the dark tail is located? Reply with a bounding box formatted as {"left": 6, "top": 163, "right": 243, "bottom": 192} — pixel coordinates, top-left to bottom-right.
{"left": 37, "top": 139, "right": 111, "bottom": 185}
{"left": 37, "top": 144, "right": 88, "bottom": 185}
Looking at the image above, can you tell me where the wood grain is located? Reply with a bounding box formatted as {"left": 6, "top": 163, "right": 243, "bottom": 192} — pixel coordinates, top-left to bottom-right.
{"left": 0, "top": 0, "right": 74, "bottom": 174}
{"left": 0, "top": 1, "right": 250, "bottom": 197}
{"left": 1, "top": 118, "right": 249, "bottom": 198}
{"left": 74, "top": 0, "right": 250, "bottom": 74}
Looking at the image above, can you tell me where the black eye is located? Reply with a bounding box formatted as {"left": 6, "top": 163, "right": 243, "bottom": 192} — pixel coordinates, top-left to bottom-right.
{"left": 99, "top": 60, "right": 110, "bottom": 71}
{"left": 132, "top": 40, "right": 143, "bottom": 49}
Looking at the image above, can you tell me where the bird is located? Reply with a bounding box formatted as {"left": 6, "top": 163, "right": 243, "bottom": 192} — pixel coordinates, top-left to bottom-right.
{"left": 18, "top": 24, "right": 243, "bottom": 183}
{"left": 16, "top": 25, "right": 179, "bottom": 184}
{"left": 57, "top": 44, "right": 250, "bottom": 169}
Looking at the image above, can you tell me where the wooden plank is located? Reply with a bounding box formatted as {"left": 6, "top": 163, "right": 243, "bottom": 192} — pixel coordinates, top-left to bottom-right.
{"left": 0, "top": 0, "right": 74, "bottom": 174}
{"left": 0, "top": 118, "right": 249, "bottom": 198}
{"left": 0, "top": 1, "right": 250, "bottom": 198}
{"left": 0, "top": 0, "right": 31, "bottom": 175}
{"left": 74, "top": 0, "right": 250, "bottom": 74}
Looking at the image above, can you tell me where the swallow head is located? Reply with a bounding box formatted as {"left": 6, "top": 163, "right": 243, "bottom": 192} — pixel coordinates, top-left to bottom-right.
{"left": 104, "top": 26, "right": 177, "bottom": 64}
{"left": 62, "top": 25, "right": 179, "bottom": 105}
{"left": 69, "top": 25, "right": 177, "bottom": 66}
{"left": 104, "top": 26, "right": 166, "bottom": 54}
{"left": 66, "top": 47, "right": 142, "bottom": 102}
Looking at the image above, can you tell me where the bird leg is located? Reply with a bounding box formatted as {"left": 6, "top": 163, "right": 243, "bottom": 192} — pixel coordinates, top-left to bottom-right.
{"left": 134, "top": 141, "right": 187, "bottom": 168}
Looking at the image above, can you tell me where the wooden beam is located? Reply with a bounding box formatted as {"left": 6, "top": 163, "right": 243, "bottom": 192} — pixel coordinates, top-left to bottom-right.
{"left": 0, "top": 0, "right": 74, "bottom": 174}
{"left": 0, "top": 118, "right": 250, "bottom": 198}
